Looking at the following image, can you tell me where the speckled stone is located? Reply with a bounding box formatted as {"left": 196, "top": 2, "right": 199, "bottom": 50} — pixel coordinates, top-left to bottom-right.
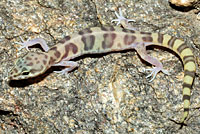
{"left": 0, "top": 0, "right": 199, "bottom": 133}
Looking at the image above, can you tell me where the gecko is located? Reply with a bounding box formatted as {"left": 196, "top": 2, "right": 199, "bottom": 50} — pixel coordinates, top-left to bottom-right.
{"left": 9, "top": 8, "right": 196, "bottom": 125}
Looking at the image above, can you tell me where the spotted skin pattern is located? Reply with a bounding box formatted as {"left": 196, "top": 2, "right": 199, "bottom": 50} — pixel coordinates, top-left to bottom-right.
{"left": 9, "top": 9, "right": 196, "bottom": 126}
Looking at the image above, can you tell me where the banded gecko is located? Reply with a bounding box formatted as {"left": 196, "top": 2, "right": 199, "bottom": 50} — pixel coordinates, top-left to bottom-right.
{"left": 9, "top": 9, "right": 196, "bottom": 125}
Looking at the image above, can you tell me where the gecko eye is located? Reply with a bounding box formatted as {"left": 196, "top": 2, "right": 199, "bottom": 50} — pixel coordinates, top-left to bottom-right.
{"left": 22, "top": 72, "right": 30, "bottom": 76}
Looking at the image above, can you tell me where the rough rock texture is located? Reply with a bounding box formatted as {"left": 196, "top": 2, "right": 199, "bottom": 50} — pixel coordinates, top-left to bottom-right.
{"left": 0, "top": 0, "right": 199, "bottom": 133}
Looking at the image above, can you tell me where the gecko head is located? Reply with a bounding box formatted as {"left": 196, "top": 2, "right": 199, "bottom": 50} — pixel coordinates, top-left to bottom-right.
{"left": 9, "top": 52, "right": 50, "bottom": 80}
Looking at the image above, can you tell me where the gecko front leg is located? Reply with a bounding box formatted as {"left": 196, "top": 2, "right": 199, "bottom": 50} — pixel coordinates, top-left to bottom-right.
{"left": 53, "top": 60, "right": 79, "bottom": 75}
{"left": 16, "top": 37, "right": 50, "bottom": 52}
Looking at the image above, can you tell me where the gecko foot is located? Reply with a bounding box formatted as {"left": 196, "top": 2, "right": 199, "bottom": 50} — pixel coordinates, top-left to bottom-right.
{"left": 15, "top": 37, "right": 49, "bottom": 52}
{"left": 53, "top": 61, "right": 78, "bottom": 75}
{"left": 145, "top": 67, "right": 169, "bottom": 82}
{"left": 15, "top": 37, "right": 31, "bottom": 51}
{"left": 111, "top": 8, "right": 135, "bottom": 26}
{"left": 54, "top": 69, "right": 71, "bottom": 75}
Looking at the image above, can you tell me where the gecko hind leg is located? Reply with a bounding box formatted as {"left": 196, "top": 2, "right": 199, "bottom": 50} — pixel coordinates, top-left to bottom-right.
{"left": 131, "top": 42, "right": 170, "bottom": 82}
